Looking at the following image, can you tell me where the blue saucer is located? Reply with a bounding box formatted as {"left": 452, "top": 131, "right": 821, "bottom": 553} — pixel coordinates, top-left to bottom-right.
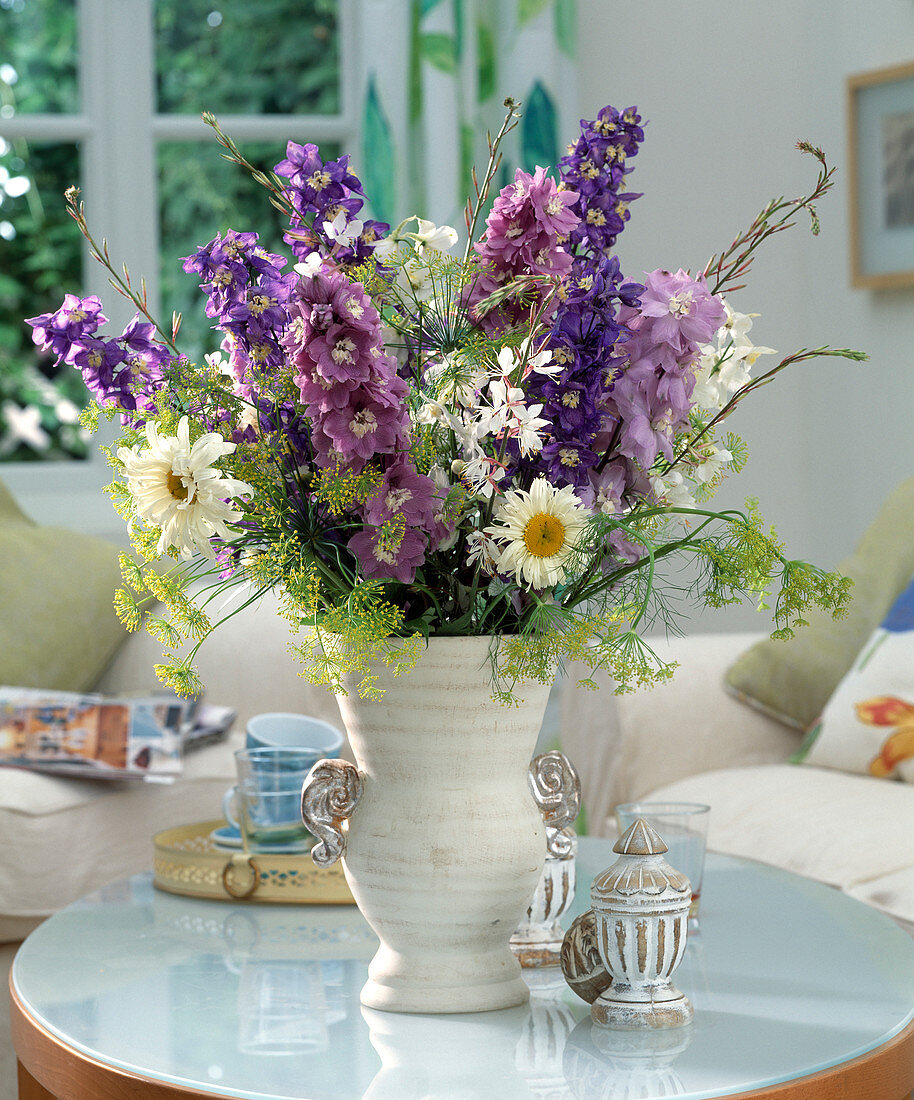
{"left": 209, "top": 824, "right": 311, "bottom": 855}
{"left": 211, "top": 824, "right": 243, "bottom": 849}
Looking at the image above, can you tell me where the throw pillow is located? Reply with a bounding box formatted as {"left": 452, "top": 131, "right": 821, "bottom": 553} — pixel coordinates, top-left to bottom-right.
{"left": 724, "top": 476, "right": 914, "bottom": 729}
{"left": 798, "top": 576, "right": 914, "bottom": 780}
{"left": 0, "top": 478, "right": 127, "bottom": 692}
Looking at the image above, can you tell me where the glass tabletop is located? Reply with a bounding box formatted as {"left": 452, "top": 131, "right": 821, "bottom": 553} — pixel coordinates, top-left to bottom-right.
{"left": 12, "top": 838, "right": 914, "bottom": 1099}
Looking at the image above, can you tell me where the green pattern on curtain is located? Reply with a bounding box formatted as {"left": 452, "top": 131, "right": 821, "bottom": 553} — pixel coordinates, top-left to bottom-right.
{"left": 357, "top": 0, "right": 578, "bottom": 233}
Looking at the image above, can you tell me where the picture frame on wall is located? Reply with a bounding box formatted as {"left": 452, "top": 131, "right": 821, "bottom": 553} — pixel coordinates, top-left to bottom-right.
{"left": 848, "top": 60, "right": 914, "bottom": 289}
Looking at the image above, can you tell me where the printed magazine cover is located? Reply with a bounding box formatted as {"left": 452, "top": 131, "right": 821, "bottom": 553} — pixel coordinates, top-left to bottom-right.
{"left": 0, "top": 687, "right": 190, "bottom": 781}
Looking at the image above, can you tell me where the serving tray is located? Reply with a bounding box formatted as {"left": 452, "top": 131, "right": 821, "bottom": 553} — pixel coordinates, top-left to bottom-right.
{"left": 153, "top": 819, "right": 354, "bottom": 904}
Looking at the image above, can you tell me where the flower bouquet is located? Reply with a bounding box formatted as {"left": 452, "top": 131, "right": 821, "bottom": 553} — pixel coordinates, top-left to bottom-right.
{"left": 28, "top": 98, "right": 857, "bottom": 704}
{"left": 27, "top": 98, "right": 863, "bottom": 1013}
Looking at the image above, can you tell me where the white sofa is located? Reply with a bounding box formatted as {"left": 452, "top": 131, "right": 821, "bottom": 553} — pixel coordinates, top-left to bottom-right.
{"left": 561, "top": 631, "right": 914, "bottom": 934}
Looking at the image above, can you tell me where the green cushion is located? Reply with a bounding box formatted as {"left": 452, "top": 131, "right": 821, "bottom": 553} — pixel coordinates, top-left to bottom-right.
{"left": 725, "top": 477, "right": 914, "bottom": 730}
{"left": 0, "top": 479, "right": 127, "bottom": 692}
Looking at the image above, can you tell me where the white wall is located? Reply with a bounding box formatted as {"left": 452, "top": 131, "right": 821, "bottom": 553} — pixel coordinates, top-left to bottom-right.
{"left": 577, "top": 0, "right": 914, "bottom": 629}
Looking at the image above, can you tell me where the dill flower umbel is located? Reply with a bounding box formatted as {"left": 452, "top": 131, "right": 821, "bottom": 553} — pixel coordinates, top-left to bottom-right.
{"left": 486, "top": 478, "right": 588, "bottom": 590}
{"left": 117, "top": 416, "right": 252, "bottom": 560}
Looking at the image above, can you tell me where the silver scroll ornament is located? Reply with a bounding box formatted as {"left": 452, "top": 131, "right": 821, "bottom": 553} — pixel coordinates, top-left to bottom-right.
{"left": 300, "top": 759, "right": 363, "bottom": 868}
{"left": 511, "top": 750, "right": 582, "bottom": 968}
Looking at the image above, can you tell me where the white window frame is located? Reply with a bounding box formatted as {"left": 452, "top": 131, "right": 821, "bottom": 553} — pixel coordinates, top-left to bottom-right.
{"left": 0, "top": 0, "right": 357, "bottom": 539}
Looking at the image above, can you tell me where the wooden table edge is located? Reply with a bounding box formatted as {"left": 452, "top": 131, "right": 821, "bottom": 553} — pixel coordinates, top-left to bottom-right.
{"left": 10, "top": 967, "right": 914, "bottom": 1099}
{"left": 726, "top": 1015, "right": 914, "bottom": 1098}
{"left": 10, "top": 971, "right": 219, "bottom": 1100}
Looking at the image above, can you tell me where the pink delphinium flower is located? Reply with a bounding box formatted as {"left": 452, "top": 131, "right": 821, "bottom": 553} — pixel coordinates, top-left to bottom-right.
{"left": 284, "top": 266, "right": 412, "bottom": 467}
{"left": 468, "top": 166, "right": 580, "bottom": 333}
{"left": 364, "top": 457, "right": 439, "bottom": 527}
{"left": 320, "top": 377, "right": 410, "bottom": 462}
{"left": 348, "top": 526, "right": 428, "bottom": 584}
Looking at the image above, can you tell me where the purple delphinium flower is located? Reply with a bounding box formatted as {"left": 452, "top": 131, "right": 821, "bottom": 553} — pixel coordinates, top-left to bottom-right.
{"left": 636, "top": 268, "right": 725, "bottom": 349}
{"left": 560, "top": 105, "right": 645, "bottom": 257}
{"left": 27, "top": 300, "right": 176, "bottom": 418}
{"left": 274, "top": 142, "right": 389, "bottom": 266}
{"left": 589, "top": 268, "right": 727, "bottom": 504}
{"left": 71, "top": 337, "right": 127, "bottom": 401}
{"left": 182, "top": 231, "right": 296, "bottom": 402}
{"left": 26, "top": 294, "right": 107, "bottom": 365}
{"left": 539, "top": 439, "right": 599, "bottom": 488}
{"left": 506, "top": 253, "right": 643, "bottom": 493}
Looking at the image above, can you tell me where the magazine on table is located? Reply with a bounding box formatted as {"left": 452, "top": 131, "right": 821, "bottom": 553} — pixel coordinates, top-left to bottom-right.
{"left": 0, "top": 687, "right": 236, "bottom": 782}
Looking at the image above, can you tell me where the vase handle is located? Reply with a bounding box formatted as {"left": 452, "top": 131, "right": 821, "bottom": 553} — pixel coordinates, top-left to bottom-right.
{"left": 528, "top": 750, "right": 581, "bottom": 859}
{"left": 300, "top": 759, "right": 364, "bottom": 868}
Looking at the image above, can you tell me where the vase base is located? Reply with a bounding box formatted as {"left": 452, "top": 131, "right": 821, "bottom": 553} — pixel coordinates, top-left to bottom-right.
{"left": 509, "top": 936, "right": 563, "bottom": 969}
{"left": 360, "top": 973, "right": 531, "bottom": 1015}
{"left": 591, "top": 988, "right": 693, "bottom": 1030}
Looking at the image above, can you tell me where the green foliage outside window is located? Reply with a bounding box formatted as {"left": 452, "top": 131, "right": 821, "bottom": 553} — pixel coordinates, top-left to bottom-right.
{"left": 0, "top": 0, "right": 341, "bottom": 461}
{"left": 0, "top": 0, "right": 85, "bottom": 460}
{"left": 155, "top": 0, "right": 339, "bottom": 115}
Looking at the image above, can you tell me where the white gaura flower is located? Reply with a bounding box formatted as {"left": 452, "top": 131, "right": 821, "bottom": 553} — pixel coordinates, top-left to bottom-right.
{"left": 117, "top": 416, "right": 253, "bottom": 560}
{"left": 412, "top": 217, "right": 458, "bottom": 255}
{"left": 693, "top": 444, "right": 733, "bottom": 484}
{"left": 323, "top": 210, "right": 363, "bottom": 247}
{"left": 294, "top": 251, "right": 325, "bottom": 278}
{"left": 485, "top": 478, "right": 588, "bottom": 590}
{"left": 459, "top": 455, "right": 506, "bottom": 499}
{"left": 649, "top": 469, "right": 696, "bottom": 509}
{"left": 510, "top": 403, "right": 549, "bottom": 457}
{"left": 466, "top": 528, "right": 501, "bottom": 575}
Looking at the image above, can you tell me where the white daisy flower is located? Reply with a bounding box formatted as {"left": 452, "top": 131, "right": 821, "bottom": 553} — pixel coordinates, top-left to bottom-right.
{"left": 117, "top": 416, "right": 253, "bottom": 560}
{"left": 484, "top": 478, "right": 588, "bottom": 590}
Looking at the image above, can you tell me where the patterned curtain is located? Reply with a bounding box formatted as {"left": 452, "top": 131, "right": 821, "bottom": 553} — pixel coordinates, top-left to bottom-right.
{"left": 355, "top": 0, "right": 578, "bottom": 233}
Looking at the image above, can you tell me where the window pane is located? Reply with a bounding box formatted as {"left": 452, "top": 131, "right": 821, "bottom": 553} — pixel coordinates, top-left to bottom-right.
{"left": 0, "top": 139, "right": 88, "bottom": 462}
{"left": 159, "top": 140, "right": 340, "bottom": 365}
{"left": 0, "top": 0, "right": 79, "bottom": 115}
{"left": 155, "top": 0, "right": 340, "bottom": 116}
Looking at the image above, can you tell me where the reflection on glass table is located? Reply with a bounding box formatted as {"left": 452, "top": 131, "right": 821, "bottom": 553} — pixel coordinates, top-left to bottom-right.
{"left": 11, "top": 838, "right": 914, "bottom": 1099}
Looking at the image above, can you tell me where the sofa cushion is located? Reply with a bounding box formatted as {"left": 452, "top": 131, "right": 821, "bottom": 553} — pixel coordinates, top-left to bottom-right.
{"left": 0, "top": 478, "right": 126, "bottom": 692}
{"left": 642, "top": 764, "right": 914, "bottom": 925}
{"left": 724, "top": 477, "right": 914, "bottom": 730}
{"left": 800, "top": 575, "right": 914, "bottom": 780}
{"left": 0, "top": 733, "right": 239, "bottom": 942}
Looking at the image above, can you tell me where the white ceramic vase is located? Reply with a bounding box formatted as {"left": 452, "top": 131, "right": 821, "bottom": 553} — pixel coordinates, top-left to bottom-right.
{"left": 302, "top": 635, "right": 552, "bottom": 1014}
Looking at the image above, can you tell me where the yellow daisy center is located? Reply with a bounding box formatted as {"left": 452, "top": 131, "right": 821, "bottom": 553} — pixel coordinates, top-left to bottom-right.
{"left": 167, "top": 471, "right": 189, "bottom": 501}
{"left": 523, "top": 513, "right": 566, "bottom": 558}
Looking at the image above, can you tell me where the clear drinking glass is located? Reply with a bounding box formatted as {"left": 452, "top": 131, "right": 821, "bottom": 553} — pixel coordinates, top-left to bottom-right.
{"left": 223, "top": 747, "right": 318, "bottom": 849}
{"left": 615, "top": 801, "right": 711, "bottom": 921}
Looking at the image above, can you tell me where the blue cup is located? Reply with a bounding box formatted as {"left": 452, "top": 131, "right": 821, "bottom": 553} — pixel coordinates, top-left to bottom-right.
{"left": 245, "top": 712, "right": 343, "bottom": 758}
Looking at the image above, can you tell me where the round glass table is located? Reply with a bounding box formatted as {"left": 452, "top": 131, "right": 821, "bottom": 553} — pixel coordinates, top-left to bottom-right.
{"left": 10, "top": 837, "right": 914, "bottom": 1099}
